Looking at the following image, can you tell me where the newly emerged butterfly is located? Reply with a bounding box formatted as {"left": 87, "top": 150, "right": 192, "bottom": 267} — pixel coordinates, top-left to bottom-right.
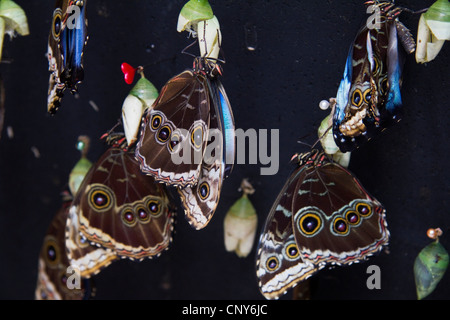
{"left": 333, "top": 1, "right": 415, "bottom": 152}
{"left": 47, "top": 0, "right": 88, "bottom": 114}
{"left": 135, "top": 58, "right": 235, "bottom": 229}
{"left": 256, "top": 150, "right": 389, "bottom": 299}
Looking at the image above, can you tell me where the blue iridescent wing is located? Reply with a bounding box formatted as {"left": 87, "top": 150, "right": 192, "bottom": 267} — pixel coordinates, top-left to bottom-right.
{"left": 47, "top": 0, "right": 88, "bottom": 114}
{"left": 332, "top": 3, "right": 409, "bottom": 152}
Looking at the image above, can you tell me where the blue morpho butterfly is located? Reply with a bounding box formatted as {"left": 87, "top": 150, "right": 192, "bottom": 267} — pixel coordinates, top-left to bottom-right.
{"left": 256, "top": 149, "right": 389, "bottom": 299}
{"left": 332, "top": 1, "right": 415, "bottom": 152}
{"left": 135, "top": 57, "right": 235, "bottom": 230}
{"left": 47, "top": 0, "right": 88, "bottom": 114}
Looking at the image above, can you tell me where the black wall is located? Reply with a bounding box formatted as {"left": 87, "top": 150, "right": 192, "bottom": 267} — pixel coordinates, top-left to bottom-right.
{"left": 0, "top": 0, "right": 449, "bottom": 300}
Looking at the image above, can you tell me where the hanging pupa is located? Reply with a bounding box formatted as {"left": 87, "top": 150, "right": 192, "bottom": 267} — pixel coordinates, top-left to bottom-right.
{"left": 68, "top": 136, "right": 92, "bottom": 196}
{"left": 317, "top": 98, "right": 351, "bottom": 168}
{"left": 177, "top": 0, "right": 221, "bottom": 61}
{"left": 0, "top": 0, "right": 29, "bottom": 61}
{"left": 414, "top": 228, "right": 449, "bottom": 300}
{"left": 416, "top": 0, "right": 450, "bottom": 63}
{"left": 177, "top": 0, "right": 213, "bottom": 34}
{"left": 121, "top": 69, "right": 159, "bottom": 147}
{"left": 224, "top": 179, "right": 258, "bottom": 258}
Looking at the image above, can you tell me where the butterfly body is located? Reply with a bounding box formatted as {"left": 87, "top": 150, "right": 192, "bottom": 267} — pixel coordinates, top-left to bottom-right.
{"left": 256, "top": 150, "right": 389, "bottom": 299}
{"left": 47, "top": 0, "right": 88, "bottom": 114}
{"left": 333, "top": 2, "right": 412, "bottom": 152}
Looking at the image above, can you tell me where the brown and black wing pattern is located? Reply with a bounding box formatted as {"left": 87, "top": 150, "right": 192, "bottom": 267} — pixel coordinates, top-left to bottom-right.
{"left": 256, "top": 165, "right": 317, "bottom": 300}
{"left": 291, "top": 162, "right": 389, "bottom": 267}
{"left": 256, "top": 151, "right": 389, "bottom": 300}
{"left": 177, "top": 84, "right": 225, "bottom": 229}
{"left": 65, "top": 203, "right": 118, "bottom": 279}
{"left": 36, "top": 201, "right": 95, "bottom": 300}
{"left": 136, "top": 70, "right": 210, "bottom": 187}
{"left": 70, "top": 147, "right": 175, "bottom": 260}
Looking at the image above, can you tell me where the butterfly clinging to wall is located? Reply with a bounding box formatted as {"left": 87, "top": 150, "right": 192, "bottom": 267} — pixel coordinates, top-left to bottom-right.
{"left": 256, "top": 150, "right": 389, "bottom": 299}
{"left": 47, "top": 0, "right": 88, "bottom": 114}
{"left": 332, "top": 1, "right": 415, "bottom": 152}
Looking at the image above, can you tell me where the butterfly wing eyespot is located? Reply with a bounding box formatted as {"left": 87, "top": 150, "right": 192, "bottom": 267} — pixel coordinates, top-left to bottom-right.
{"left": 356, "top": 202, "right": 372, "bottom": 217}
{"left": 191, "top": 126, "right": 204, "bottom": 150}
{"left": 198, "top": 182, "right": 210, "bottom": 200}
{"left": 265, "top": 256, "right": 280, "bottom": 272}
{"left": 76, "top": 233, "right": 90, "bottom": 249}
{"left": 379, "top": 77, "right": 389, "bottom": 95}
{"left": 351, "top": 88, "right": 363, "bottom": 108}
{"left": 345, "top": 210, "right": 361, "bottom": 226}
{"left": 43, "top": 236, "right": 60, "bottom": 267}
{"left": 58, "top": 269, "right": 71, "bottom": 292}
{"left": 168, "top": 132, "right": 182, "bottom": 153}
{"left": 284, "top": 243, "right": 300, "bottom": 260}
{"left": 296, "top": 212, "right": 323, "bottom": 237}
{"left": 372, "top": 56, "right": 381, "bottom": 75}
{"left": 145, "top": 199, "right": 162, "bottom": 218}
{"left": 363, "top": 88, "right": 372, "bottom": 104}
{"left": 57, "top": 268, "right": 85, "bottom": 296}
{"left": 52, "top": 9, "right": 63, "bottom": 40}
{"left": 136, "top": 206, "right": 150, "bottom": 223}
{"left": 156, "top": 126, "right": 172, "bottom": 143}
{"left": 87, "top": 185, "right": 115, "bottom": 212}
{"left": 121, "top": 208, "right": 137, "bottom": 227}
{"left": 150, "top": 114, "right": 163, "bottom": 131}
{"left": 332, "top": 217, "right": 350, "bottom": 236}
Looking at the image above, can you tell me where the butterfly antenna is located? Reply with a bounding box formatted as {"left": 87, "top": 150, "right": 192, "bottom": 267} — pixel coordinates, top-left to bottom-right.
{"left": 311, "top": 124, "right": 332, "bottom": 151}
{"left": 100, "top": 119, "right": 122, "bottom": 140}
{"left": 396, "top": 5, "right": 429, "bottom": 15}
{"left": 181, "top": 39, "right": 199, "bottom": 58}
{"left": 297, "top": 131, "right": 313, "bottom": 148}
{"left": 216, "top": 29, "right": 226, "bottom": 65}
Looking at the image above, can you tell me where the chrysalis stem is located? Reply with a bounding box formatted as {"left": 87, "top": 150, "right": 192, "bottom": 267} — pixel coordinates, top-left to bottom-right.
{"left": 239, "top": 179, "right": 255, "bottom": 196}
{"left": 77, "top": 135, "right": 90, "bottom": 158}
{"left": 427, "top": 228, "right": 443, "bottom": 241}
{"left": 137, "top": 66, "right": 145, "bottom": 78}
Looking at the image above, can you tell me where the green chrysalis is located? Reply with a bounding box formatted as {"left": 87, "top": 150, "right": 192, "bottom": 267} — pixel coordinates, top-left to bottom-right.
{"left": 414, "top": 229, "right": 449, "bottom": 300}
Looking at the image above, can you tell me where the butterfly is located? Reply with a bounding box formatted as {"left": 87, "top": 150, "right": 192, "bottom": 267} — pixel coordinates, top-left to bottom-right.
{"left": 135, "top": 57, "right": 235, "bottom": 229}
{"left": 47, "top": 0, "right": 88, "bottom": 114}
{"left": 66, "top": 146, "right": 176, "bottom": 263}
{"left": 332, "top": 1, "right": 414, "bottom": 152}
{"left": 36, "top": 198, "right": 96, "bottom": 300}
{"left": 256, "top": 150, "right": 389, "bottom": 299}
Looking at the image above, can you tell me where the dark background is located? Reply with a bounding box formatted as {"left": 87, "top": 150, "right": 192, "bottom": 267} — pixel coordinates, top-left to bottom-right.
{"left": 0, "top": 0, "right": 448, "bottom": 300}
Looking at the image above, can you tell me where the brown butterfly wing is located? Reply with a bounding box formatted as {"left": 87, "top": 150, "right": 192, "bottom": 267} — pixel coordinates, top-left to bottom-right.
{"left": 177, "top": 95, "right": 225, "bottom": 229}
{"left": 36, "top": 202, "right": 94, "bottom": 300}
{"left": 65, "top": 204, "right": 118, "bottom": 279}
{"left": 256, "top": 166, "right": 317, "bottom": 300}
{"left": 177, "top": 159, "right": 223, "bottom": 230}
{"left": 291, "top": 162, "right": 389, "bottom": 266}
{"left": 73, "top": 148, "right": 175, "bottom": 260}
{"left": 135, "top": 70, "right": 210, "bottom": 187}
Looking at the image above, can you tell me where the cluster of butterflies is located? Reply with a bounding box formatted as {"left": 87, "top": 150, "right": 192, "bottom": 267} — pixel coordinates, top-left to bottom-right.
{"left": 37, "top": 0, "right": 235, "bottom": 299}
{"left": 36, "top": 0, "right": 431, "bottom": 300}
